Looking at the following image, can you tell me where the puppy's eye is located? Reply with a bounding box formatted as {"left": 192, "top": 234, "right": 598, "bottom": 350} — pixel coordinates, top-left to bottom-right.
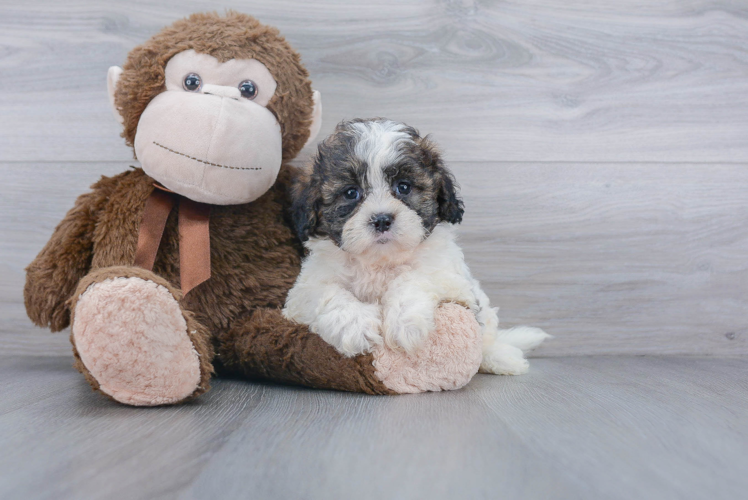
{"left": 343, "top": 186, "right": 361, "bottom": 200}
{"left": 183, "top": 73, "right": 202, "bottom": 92}
{"left": 239, "top": 80, "right": 258, "bottom": 100}
{"left": 395, "top": 181, "right": 412, "bottom": 196}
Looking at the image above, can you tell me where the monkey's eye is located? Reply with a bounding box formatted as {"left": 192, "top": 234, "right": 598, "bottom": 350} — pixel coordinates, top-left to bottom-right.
{"left": 183, "top": 73, "right": 202, "bottom": 92}
{"left": 395, "top": 181, "right": 412, "bottom": 196}
{"left": 239, "top": 80, "right": 258, "bottom": 100}
{"left": 343, "top": 186, "right": 361, "bottom": 200}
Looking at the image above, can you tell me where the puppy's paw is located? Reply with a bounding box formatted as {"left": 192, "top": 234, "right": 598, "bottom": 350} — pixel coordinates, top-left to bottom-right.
{"left": 479, "top": 341, "right": 529, "bottom": 375}
{"left": 382, "top": 300, "right": 436, "bottom": 353}
{"left": 313, "top": 302, "right": 383, "bottom": 357}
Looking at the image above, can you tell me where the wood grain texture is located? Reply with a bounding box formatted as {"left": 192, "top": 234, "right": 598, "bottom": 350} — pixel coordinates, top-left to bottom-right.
{"left": 455, "top": 162, "right": 748, "bottom": 356}
{"left": 1, "top": 355, "right": 746, "bottom": 499}
{"left": 1, "top": 0, "right": 747, "bottom": 162}
{"left": 3, "top": 161, "right": 746, "bottom": 356}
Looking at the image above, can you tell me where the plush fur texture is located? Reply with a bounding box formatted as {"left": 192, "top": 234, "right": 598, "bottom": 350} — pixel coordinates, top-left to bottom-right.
{"left": 218, "top": 307, "right": 395, "bottom": 395}
{"left": 284, "top": 119, "right": 550, "bottom": 376}
{"left": 372, "top": 303, "right": 483, "bottom": 393}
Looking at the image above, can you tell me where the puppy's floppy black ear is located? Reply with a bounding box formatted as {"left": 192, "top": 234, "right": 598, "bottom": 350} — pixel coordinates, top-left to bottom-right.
{"left": 290, "top": 164, "right": 322, "bottom": 242}
{"left": 437, "top": 169, "right": 464, "bottom": 224}
{"left": 419, "top": 136, "right": 465, "bottom": 224}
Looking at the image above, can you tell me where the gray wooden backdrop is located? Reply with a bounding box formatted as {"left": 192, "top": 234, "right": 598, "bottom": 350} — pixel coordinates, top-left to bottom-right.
{"left": 2, "top": 0, "right": 747, "bottom": 357}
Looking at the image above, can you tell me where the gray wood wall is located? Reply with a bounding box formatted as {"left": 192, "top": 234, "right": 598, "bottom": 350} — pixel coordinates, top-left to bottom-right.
{"left": 2, "top": 0, "right": 747, "bottom": 356}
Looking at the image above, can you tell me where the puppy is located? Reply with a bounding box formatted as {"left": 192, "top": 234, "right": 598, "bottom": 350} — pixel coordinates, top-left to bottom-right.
{"left": 283, "top": 118, "right": 549, "bottom": 375}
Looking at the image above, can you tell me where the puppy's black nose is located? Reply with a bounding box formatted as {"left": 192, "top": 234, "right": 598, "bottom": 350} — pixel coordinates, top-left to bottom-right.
{"left": 371, "top": 213, "right": 394, "bottom": 233}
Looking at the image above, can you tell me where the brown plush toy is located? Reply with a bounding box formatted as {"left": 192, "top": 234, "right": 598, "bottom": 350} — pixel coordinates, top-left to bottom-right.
{"left": 24, "top": 12, "right": 487, "bottom": 406}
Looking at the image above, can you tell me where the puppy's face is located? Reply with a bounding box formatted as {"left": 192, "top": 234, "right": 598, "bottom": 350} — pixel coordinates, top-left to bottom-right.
{"left": 293, "top": 118, "right": 464, "bottom": 256}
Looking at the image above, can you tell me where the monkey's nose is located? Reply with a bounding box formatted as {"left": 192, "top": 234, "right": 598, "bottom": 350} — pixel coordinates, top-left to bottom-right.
{"left": 371, "top": 213, "right": 394, "bottom": 233}
{"left": 201, "top": 84, "right": 241, "bottom": 99}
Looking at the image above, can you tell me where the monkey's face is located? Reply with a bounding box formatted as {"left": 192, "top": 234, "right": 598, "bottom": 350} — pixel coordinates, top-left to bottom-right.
{"left": 133, "top": 50, "right": 283, "bottom": 205}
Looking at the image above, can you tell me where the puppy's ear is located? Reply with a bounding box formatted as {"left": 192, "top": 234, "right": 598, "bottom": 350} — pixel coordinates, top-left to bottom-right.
{"left": 437, "top": 169, "right": 465, "bottom": 224}
{"left": 419, "top": 137, "right": 465, "bottom": 224}
{"left": 290, "top": 164, "right": 322, "bottom": 242}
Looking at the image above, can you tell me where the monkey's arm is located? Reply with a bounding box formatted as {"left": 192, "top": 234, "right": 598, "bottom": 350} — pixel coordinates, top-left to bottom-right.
{"left": 24, "top": 184, "right": 111, "bottom": 332}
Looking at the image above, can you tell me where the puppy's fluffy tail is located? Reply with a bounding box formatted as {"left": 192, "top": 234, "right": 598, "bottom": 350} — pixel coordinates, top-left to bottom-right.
{"left": 491, "top": 326, "right": 551, "bottom": 353}
{"left": 480, "top": 326, "right": 550, "bottom": 376}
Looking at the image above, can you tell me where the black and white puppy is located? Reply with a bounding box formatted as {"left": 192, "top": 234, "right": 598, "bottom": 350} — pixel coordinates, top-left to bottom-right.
{"left": 283, "top": 118, "right": 548, "bottom": 374}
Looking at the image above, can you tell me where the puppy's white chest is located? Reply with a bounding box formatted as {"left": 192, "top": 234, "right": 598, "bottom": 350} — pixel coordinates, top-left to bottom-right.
{"left": 346, "top": 261, "right": 410, "bottom": 304}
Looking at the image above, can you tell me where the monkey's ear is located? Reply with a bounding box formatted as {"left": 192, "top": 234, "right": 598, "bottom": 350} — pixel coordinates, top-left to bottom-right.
{"left": 107, "top": 66, "right": 125, "bottom": 125}
{"left": 302, "top": 90, "right": 322, "bottom": 151}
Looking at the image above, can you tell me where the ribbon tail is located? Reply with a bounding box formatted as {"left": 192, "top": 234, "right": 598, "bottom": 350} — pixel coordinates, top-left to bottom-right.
{"left": 179, "top": 198, "right": 211, "bottom": 295}
{"left": 134, "top": 189, "right": 175, "bottom": 271}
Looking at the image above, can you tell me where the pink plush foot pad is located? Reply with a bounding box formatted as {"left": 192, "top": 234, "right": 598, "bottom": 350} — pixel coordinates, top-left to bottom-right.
{"left": 72, "top": 277, "right": 201, "bottom": 406}
{"left": 372, "top": 303, "right": 483, "bottom": 393}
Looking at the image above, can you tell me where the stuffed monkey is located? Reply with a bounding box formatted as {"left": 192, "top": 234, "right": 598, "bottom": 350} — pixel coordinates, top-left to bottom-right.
{"left": 24, "top": 12, "right": 484, "bottom": 405}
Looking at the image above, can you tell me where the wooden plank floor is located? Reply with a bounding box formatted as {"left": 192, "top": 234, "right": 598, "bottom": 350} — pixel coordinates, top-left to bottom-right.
{"left": 0, "top": 355, "right": 746, "bottom": 500}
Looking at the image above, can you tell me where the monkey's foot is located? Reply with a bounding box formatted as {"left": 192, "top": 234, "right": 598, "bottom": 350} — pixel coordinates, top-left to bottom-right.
{"left": 372, "top": 303, "right": 483, "bottom": 393}
{"left": 71, "top": 270, "right": 209, "bottom": 405}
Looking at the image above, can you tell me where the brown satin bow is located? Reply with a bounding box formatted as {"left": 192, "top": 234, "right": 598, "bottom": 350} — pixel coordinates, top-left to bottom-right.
{"left": 133, "top": 184, "right": 211, "bottom": 295}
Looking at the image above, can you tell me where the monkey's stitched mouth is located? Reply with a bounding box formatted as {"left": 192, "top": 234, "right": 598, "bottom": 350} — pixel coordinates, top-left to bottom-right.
{"left": 153, "top": 142, "right": 262, "bottom": 171}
